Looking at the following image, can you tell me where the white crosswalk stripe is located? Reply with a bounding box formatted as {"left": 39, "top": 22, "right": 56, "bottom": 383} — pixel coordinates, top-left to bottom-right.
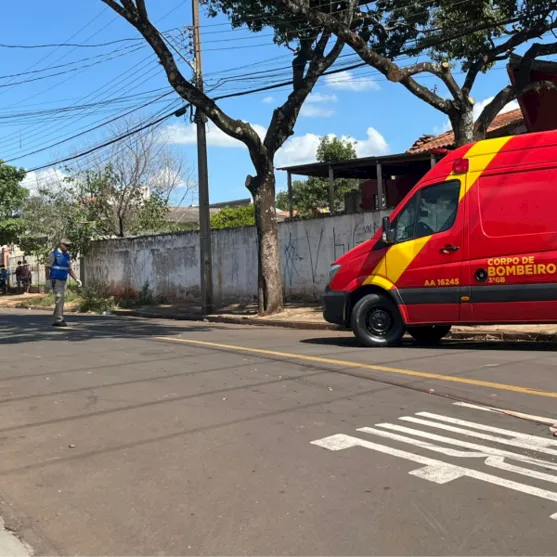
{"left": 311, "top": 407, "right": 557, "bottom": 519}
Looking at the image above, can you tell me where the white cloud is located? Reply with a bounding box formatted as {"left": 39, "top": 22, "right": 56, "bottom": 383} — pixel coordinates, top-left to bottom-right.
{"left": 275, "top": 133, "right": 322, "bottom": 167}
{"left": 307, "top": 92, "right": 337, "bottom": 103}
{"left": 275, "top": 127, "right": 390, "bottom": 167}
{"left": 433, "top": 120, "right": 452, "bottom": 135}
{"left": 21, "top": 169, "right": 67, "bottom": 195}
{"left": 351, "top": 127, "right": 391, "bottom": 158}
{"left": 300, "top": 104, "right": 335, "bottom": 118}
{"left": 473, "top": 97, "right": 519, "bottom": 120}
{"left": 325, "top": 70, "right": 380, "bottom": 92}
{"left": 164, "top": 122, "right": 267, "bottom": 148}
{"left": 165, "top": 120, "right": 390, "bottom": 169}
{"left": 262, "top": 96, "right": 274, "bottom": 104}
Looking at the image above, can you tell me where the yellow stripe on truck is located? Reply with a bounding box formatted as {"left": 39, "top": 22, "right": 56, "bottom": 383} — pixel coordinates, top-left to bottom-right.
{"left": 364, "top": 135, "right": 513, "bottom": 289}
{"left": 367, "top": 235, "right": 432, "bottom": 287}
{"left": 451, "top": 136, "right": 512, "bottom": 200}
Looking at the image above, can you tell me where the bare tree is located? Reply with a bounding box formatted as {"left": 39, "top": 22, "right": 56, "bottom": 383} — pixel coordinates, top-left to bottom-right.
{"left": 99, "top": 0, "right": 348, "bottom": 315}
{"left": 273, "top": 0, "right": 557, "bottom": 146}
{"left": 70, "top": 119, "right": 196, "bottom": 238}
{"left": 20, "top": 121, "right": 196, "bottom": 259}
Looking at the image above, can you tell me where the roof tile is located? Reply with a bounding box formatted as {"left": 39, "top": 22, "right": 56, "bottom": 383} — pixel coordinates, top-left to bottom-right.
{"left": 408, "top": 109, "right": 523, "bottom": 153}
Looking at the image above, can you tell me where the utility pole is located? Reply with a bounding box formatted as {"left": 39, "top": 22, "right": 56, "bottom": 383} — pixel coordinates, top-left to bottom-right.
{"left": 192, "top": 0, "right": 213, "bottom": 315}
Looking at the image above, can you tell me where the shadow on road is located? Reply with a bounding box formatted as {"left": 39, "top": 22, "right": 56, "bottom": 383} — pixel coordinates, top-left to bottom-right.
{"left": 0, "top": 311, "right": 228, "bottom": 345}
{"left": 300, "top": 336, "right": 557, "bottom": 352}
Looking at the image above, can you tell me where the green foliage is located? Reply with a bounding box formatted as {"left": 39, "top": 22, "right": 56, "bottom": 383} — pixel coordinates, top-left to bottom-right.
{"left": 138, "top": 281, "right": 155, "bottom": 306}
{"left": 201, "top": 0, "right": 327, "bottom": 45}
{"left": 0, "top": 161, "right": 27, "bottom": 246}
{"left": 417, "top": 0, "right": 555, "bottom": 72}
{"left": 116, "top": 281, "right": 163, "bottom": 308}
{"left": 316, "top": 135, "right": 357, "bottom": 162}
{"left": 276, "top": 136, "right": 358, "bottom": 218}
{"left": 210, "top": 205, "right": 256, "bottom": 229}
{"left": 20, "top": 164, "right": 176, "bottom": 259}
{"left": 263, "top": 1, "right": 557, "bottom": 77}
{"left": 77, "top": 280, "right": 115, "bottom": 314}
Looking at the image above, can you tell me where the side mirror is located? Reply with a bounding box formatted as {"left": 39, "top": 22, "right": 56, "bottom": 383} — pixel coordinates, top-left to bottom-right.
{"left": 382, "top": 216, "right": 395, "bottom": 244}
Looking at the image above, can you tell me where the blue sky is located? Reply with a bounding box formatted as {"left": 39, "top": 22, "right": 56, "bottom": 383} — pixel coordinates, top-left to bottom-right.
{"left": 0, "top": 0, "right": 538, "bottom": 204}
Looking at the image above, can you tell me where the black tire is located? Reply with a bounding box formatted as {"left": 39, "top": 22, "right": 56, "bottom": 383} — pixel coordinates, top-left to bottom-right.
{"left": 407, "top": 325, "right": 451, "bottom": 345}
{"left": 351, "top": 293, "right": 405, "bottom": 347}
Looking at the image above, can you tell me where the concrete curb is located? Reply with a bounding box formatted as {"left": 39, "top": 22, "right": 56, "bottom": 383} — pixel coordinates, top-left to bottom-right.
{"left": 111, "top": 309, "right": 340, "bottom": 330}
{"left": 10, "top": 305, "right": 557, "bottom": 342}
{"left": 111, "top": 309, "right": 557, "bottom": 342}
{"left": 15, "top": 304, "right": 79, "bottom": 313}
{"left": 448, "top": 330, "right": 557, "bottom": 342}
{"left": 0, "top": 518, "right": 32, "bottom": 557}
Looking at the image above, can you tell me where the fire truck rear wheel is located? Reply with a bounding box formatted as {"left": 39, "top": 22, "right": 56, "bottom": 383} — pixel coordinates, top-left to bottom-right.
{"left": 407, "top": 325, "right": 452, "bottom": 344}
{"left": 351, "top": 293, "right": 405, "bottom": 347}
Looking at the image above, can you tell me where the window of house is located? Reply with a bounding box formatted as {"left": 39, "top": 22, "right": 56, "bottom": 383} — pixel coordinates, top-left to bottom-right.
{"left": 392, "top": 180, "right": 460, "bottom": 243}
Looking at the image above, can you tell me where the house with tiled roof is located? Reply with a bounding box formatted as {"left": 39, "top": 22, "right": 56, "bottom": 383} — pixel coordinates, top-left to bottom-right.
{"left": 408, "top": 109, "right": 527, "bottom": 154}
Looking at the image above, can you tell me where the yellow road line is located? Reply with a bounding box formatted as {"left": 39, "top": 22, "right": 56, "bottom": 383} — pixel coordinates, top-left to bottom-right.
{"left": 155, "top": 337, "right": 557, "bottom": 399}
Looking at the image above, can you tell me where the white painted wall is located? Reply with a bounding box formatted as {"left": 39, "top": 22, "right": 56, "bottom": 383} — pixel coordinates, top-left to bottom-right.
{"left": 84, "top": 210, "right": 390, "bottom": 303}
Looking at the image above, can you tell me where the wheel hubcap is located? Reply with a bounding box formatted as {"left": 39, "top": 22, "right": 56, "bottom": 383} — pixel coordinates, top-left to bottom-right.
{"left": 366, "top": 308, "right": 392, "bottom": 337}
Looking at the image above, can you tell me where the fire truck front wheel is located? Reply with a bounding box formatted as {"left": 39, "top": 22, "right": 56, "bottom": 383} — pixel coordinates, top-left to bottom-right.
{"left": 351, "top": 293, "right": 405, "bottom": 347}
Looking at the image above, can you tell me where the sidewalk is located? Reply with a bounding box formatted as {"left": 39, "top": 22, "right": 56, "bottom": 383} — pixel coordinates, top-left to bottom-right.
{"left": 2, "top": 294, "right": 557, "bottom": 341}
{"left": 112, "top": 301, "right": 557, "bottom": 342}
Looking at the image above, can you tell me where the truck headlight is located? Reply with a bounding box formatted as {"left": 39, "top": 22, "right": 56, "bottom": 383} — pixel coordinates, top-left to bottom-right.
{"left": 328, "top": 264, "right": 341, "bottom": 283}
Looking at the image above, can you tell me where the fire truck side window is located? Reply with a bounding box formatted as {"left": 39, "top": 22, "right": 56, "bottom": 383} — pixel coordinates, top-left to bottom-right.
{"left": 393, "top": 180, "right": 460, "bottom": 243}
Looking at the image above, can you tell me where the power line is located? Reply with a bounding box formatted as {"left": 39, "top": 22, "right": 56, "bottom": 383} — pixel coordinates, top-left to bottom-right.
{"left": 0, "top": 44, "right": 145, "bottom": 89}
{"left": 27, "top": 103, "right": 188, "bottom": 173}
{"left": 0, "top": 47, "right": 140, "bottom": 81}
{"left": 0, "top": 7, "right": 110, "bottom": 88}
{"left": 0, "top": 49, "right": 161, "bottom": 149}
{"left": 0, "top": 88, "right": 171, "bottom": 121}
{"left": 0, "top": 57, "right": 163, "bottom": 155}
{"left": 20, "top": 4, "right": 533, "bottom": 172}
{"left": 4, "top": 91, "right": 174, "bottom": 163}
{"left": 0, "top": 37, "right": 143, "bottom": 49}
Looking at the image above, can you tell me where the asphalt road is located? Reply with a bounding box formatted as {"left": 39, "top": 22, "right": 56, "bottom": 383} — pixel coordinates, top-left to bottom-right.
{"left": 1, "top": 308, "right": 557, "bottom": 555}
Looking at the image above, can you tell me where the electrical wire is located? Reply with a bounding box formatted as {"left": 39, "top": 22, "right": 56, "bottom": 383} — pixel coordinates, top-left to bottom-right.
{"left": 12, "top": 1, "right": 538, "bottom": 172}
{"left": 3, "top": 91, "right": 174, "bottom": 163}
{"left": 0, "top": 44, "right": 145, "bottom": 89}
{"left": 0, "top": 56, "right": 163, "bottom": 155}
{"left": 27, "top": 101, "right": 187, "bottom": 173}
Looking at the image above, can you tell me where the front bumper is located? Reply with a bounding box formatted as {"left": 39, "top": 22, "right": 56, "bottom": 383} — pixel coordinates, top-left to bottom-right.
{"left": 323, "top": 288, "right": 349, "bottom": 326}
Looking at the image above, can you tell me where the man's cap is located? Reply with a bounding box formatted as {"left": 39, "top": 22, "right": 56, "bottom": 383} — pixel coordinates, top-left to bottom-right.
{"left": 60, "top": 238, "right": 72, "bottom": 246}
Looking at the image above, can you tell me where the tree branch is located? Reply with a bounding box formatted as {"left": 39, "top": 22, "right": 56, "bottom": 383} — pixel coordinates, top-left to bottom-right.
{"left": 264, "top": 32, "right": 343, "bottom": 155}
{"left": 135, "top": 0, "right": 148, "bottom": 20}
{"left": 474, "top": 80, "right": 557, "bottom": 138}
{"left": 274, "top": 0, "right": 452, "bottom": 113}
{"left": 463, "top": 19, "right": 557, "bottom": 95}
{"left": 120, "top": 0, "right": 137, "bottom": 15}
{"left": 100, "top": 0, "right": 130, "bottom": 19}
{"left": 100, "top": 0, "right": 264, "bottom": 163}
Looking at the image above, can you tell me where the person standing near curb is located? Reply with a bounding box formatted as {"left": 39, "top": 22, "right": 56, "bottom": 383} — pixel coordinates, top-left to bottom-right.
{"left": 0, "top": 265, "right": 8, "bottom": 295}
{"left": 15, "top": 261, "right": 23, "bottom": 294}
{"left": 21, "top": 259, "right": 32, "bottom": 294}
{"left": 46, "top": 239, "right": 82, "bottom": 327}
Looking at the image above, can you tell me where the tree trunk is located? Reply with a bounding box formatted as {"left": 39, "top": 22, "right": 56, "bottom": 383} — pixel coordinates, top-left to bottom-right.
{"left": 450, "top": 107, "right": 475, "bottom": 147}
{"left": 248, "top": 170, "right": 283, "bottom": 316}
{"left": 118, "top": 214, "right": 125, "bottom": 238}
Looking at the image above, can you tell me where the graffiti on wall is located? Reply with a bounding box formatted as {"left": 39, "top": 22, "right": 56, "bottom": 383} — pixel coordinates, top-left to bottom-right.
{"left": 332, "top": 220, "right": 381, "bottom": 260}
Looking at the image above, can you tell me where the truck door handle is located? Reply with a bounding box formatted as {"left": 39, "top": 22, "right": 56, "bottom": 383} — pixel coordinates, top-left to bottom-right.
{"left": 440, "top": 245, "right": 460, "bottom": 254}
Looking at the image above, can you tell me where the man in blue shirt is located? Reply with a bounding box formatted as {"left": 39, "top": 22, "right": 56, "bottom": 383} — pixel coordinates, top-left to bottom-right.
{"left": 0, "top": 265, "right": 8, "bottom": 295}
{"left": 46, "top": 239, "right": 82, "bottom": 327}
